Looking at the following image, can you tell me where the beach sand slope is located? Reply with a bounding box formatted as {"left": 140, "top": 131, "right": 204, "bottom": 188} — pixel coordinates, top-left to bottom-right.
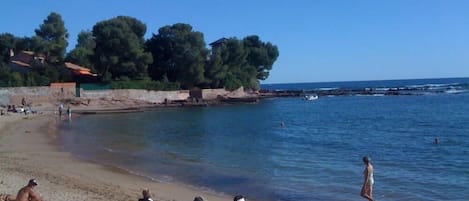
{"left": 0, "top": 114, "right": 231, "bottom": 201}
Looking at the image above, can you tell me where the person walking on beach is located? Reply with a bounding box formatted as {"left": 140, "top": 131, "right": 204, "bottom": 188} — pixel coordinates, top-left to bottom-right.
{"left": 361, "top": 156, "right": 374, "bottom": 201}
{"left": 16, "top": 179, "right": 44, "bottom": 201}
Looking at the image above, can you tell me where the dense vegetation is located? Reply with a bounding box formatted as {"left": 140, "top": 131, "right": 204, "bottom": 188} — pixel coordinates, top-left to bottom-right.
{"left": 0, "top": 12, "right": 279, "bottom": 90}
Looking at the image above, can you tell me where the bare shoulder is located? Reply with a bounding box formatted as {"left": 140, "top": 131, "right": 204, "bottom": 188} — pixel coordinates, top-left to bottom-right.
{"left": 17, "top": 186, "right": 29, "bottom": 194}
{"left": 19, "top": 187, "right": 36, "bottom": 196}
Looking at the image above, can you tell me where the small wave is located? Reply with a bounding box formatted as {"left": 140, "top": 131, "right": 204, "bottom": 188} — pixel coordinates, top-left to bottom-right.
{"left": 374, "top": 87, "right": 390, "bottom": 91}
{"left": 405, "top": 83, "right": 447, "bottom": 89}
{"left": 426, "top": 83, "right": 454, "bottom": 87}
{"left": 355, "top": 94, "right": 385, "bottom": 97}
{"left": 316, "top": 87, "right": 338, "bottom": 91}
{"left": 445, "top": 89, "right": 468, "bottom": 94}
{"left": 107, "top": 163, "right": 176, "bottom": 183}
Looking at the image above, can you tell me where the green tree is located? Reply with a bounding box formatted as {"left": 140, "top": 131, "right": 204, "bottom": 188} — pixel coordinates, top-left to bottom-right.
{"left": 9, "top": 72, "right": 24, "bottom": 87}
{"left": 14, "top": 37, "right": 35, "bottom": 52}
{"left": 219, "top": 38, "right": 254, "bottom": 89}
{"left": 92, "top": 16, "right": 152, "bottom": 81}
{"left": 76, "top": 30, "right": 96, "bottom": 50}
{"left": 242, "top": 35, "right": 279, "bottom": 80}
{"left": 146, "top": 23, "right": 208, "bottom": 89}
{"left": 205, "top": 38, "right": 248, "bottom": 89}
{"left": 0, "top": 34, "right": 38, "bottom": 55}
{"left": 0, "top": 64, "right": 11, "bottom": 87}
{"left": 204, "top": 52, "right": 228, "bottom": 88}
{"left": 0, "top": 33, "right": 17, "bottom": 64}
{"left": 205, "top": 35, "right": 279, "bottom": 90}
{"left": 205, "top": 37, "right": 264, "bottom": 90}
{"left": 224, "top": 64, "right": 258, "bottom": 90}
{"left": 66, "top": 31, "right": 96, "bottom": 70}
{"left": 35, "top": 12, "right": 69, "bottom": 63}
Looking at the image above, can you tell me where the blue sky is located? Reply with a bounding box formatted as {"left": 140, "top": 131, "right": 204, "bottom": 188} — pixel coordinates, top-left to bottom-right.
{"left": 1, "top": 0, "right": 468, "bottom": 84}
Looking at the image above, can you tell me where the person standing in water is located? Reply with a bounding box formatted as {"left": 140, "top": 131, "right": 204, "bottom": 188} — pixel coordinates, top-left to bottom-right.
{"left": 361, "top": 156, "right": 374, "bottom": 201}
{"left": 58, "top": 103, "right": 64, "bottom": 117}
{"left": 67, "top": 105, "right": 72, "bottom": 119}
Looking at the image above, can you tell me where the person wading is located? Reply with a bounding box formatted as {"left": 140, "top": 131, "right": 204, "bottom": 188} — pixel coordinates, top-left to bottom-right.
{"left": 361, "top": 156, "right": 374, "bottom": 201}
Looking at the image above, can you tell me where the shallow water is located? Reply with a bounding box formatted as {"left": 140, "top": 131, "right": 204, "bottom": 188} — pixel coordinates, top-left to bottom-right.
{"left": 59, "top": 79, "right": 469, "bottom": 201}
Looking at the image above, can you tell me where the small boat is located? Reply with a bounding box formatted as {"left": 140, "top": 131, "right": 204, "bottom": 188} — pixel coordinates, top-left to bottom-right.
{"left": 304, "top": 94, "right": 318, "bottom": 101}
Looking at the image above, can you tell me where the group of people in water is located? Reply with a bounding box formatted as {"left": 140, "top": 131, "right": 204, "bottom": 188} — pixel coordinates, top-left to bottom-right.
{"left": 57, "top": 103, "right": 71, "bottom": 119}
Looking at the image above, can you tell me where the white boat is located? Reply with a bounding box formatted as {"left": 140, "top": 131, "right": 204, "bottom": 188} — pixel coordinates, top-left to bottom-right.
{"left": 304, "top": 94, "right": 318, "bottom": 101}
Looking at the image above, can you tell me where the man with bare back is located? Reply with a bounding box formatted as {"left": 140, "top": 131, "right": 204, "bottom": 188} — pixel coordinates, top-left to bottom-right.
{"left": 16, "top": 179, "right": 44, "bottom": 201}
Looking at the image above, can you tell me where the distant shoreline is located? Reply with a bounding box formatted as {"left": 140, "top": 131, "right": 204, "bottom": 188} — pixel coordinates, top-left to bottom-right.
{"left": 261, "top": 76, "right": 469, "bottom": 86}
{"left": 1, "top": 77, "right": 467, "bottom": 116}
{"left": 260, "top": 77, "right": 469, "bottom": 97}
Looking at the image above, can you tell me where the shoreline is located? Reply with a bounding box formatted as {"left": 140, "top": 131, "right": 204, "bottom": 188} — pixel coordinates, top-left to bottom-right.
{"left": 0, "top": 113, "right": 233, "bottom": 201}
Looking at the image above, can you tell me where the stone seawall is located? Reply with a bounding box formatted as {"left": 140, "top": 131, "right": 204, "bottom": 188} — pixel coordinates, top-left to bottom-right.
{"left": 201, "top": 87, "right": 248, "bottom": 100}
{"left": 0, "top": 86, "right": 75, "bottom": 107}
{"left": 80, "top": 89, "right": 190, "bottom": 103}
{"left": 0, "top": 86, "right": 252, "bottom": 107}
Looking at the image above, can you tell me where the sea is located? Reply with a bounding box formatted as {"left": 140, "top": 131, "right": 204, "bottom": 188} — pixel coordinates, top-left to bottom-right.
{"left": 57, "top": 77, "right": 469, "bottom": 201}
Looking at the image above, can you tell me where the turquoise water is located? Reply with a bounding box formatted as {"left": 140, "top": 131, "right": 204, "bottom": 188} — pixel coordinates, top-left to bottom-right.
{"left": 58, "top": 78, "right": 469, "bottom": 201}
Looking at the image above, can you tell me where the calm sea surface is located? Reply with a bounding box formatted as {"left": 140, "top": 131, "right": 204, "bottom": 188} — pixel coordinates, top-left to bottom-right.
{"left": 58, "top": 78, "right": 469, "bottom": 201}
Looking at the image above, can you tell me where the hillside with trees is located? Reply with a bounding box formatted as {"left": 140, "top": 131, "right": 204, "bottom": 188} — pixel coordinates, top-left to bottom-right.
{"left": 0, "top": 12, "right": 279, "bottom": 91}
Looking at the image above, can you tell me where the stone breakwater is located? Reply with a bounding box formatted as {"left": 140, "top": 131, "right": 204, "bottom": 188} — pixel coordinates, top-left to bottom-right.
{"left": 259, "top": 83, "right": 469, "bottom": 98}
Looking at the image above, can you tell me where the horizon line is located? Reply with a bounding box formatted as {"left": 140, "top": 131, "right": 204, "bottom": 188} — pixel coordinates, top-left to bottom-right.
{"left": 262, "top": 76, "right": 469, "bottom": 85}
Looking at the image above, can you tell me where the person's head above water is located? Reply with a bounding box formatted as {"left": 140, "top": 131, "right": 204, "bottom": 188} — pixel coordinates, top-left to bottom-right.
{"left": 362, "top": 156, "right": 371, "bottom": 164}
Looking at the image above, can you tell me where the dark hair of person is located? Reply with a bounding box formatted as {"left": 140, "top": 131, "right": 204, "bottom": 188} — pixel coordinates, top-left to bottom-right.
{"left": 193, "top": 196, "right": 205, "bottom": 201}
{"left": 142, "top": 189, "right": 150, "bottom": 199}
{"left": 234, "top": 195, "right": 245, "bottom": 201}
{"left": 363, "top": 156, "right": 371, "bottom": 164}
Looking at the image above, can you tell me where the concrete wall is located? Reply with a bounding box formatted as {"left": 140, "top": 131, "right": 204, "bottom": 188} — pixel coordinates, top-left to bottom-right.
{"left": 79, "top": 88, "right": 249, "bottom": 103}
{"left": 0, "top": 86, "right": 248, "bottom": 106}
{"left": 0, "top": 89, "right": 10, "bottom": 106}
{"left": 0, "top": 86, "right": 75, "bottom": 106}
{"left": 201, "top": 87, "right": 248, "bottom": 99}
{"left": 80, "top": 89, "right": 190, "bottom": 103}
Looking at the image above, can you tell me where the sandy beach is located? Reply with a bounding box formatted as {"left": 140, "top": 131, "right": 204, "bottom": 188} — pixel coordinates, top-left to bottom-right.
{"left": 0, "top": 112, "right": 233, "bottom": 201}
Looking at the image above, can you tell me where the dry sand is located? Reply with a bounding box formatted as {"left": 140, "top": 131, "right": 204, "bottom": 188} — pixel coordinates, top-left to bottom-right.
{"left": 0, "top": 112, "right": 233, "bottom": 201}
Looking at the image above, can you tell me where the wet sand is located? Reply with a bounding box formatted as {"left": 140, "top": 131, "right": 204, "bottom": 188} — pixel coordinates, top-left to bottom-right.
{"left": 0, "top": 113, "right": 232, "bottom": 201}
